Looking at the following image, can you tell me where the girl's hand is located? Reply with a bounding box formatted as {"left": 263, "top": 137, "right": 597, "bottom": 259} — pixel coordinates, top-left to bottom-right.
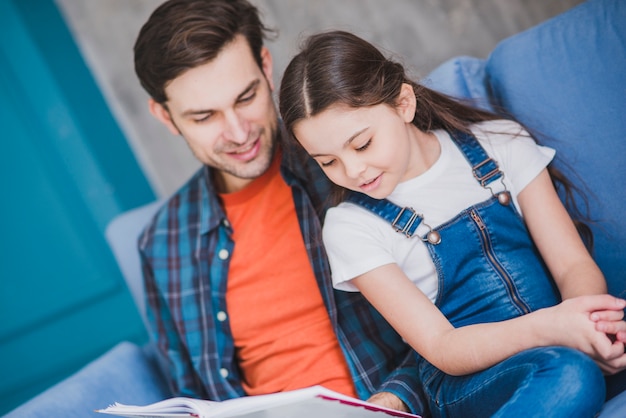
{"left": 590, "top": 308, "right": 626, "bottom": 372}
{"left": 591, "top": 308, "right": 626, "bottom": 342}
{"left": 547, "top": 295, "right": 626, "bottom": 374}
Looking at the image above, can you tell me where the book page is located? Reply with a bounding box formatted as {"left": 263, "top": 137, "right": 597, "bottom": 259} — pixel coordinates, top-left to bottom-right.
{"left": 97, "top": 386, "right": 421, "bottom": 418}
{"left": 97, "top": 397, "right": 218, "bottom": 417}
{"left": 230, "top": 396, "right": 418, "bottom": 417}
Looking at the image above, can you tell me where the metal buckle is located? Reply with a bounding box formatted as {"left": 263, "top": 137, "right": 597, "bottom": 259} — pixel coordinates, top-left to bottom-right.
{"left": 391, "top": 207, "right": 419, "bottom": 237}
{"left": 472, "top": 158, "right": 501, "bottom": 187}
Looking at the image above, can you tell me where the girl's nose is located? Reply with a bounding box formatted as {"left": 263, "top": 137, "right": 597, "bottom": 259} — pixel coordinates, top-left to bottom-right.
{"left": 344, "top": 157, "right": 366, "bottom": 179}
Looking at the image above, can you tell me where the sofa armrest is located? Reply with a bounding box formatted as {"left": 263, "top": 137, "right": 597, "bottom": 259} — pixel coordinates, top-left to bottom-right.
{"left": 4, "top": 342, "right": 172, "bottom": 418}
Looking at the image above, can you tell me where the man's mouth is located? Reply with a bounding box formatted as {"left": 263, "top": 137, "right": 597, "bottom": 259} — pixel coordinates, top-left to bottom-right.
{"left": 228, "top": 138, "right": 261, "bottom": 161}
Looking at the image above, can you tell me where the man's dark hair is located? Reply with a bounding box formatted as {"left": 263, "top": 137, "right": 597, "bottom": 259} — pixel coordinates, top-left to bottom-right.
{"left": 134, "top": 0, "right": 274, "bottom": 103}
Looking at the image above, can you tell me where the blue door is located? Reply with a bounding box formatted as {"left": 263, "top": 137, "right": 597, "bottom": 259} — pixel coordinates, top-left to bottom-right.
{"left": 0, "top": 0, "right": 156, "bottom": 413}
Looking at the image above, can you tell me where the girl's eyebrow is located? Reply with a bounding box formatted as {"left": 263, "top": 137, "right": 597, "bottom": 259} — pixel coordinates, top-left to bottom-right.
{"left": 309, "top": 126, "right": 369, "bottom": 158}
{"left": 345, "top": 127, "right": 369, "bottom": 146}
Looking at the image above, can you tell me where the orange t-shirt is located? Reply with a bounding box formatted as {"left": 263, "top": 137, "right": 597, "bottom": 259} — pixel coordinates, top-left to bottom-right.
{"left": 220, "top": 152, "right": 356, "bottom": 397}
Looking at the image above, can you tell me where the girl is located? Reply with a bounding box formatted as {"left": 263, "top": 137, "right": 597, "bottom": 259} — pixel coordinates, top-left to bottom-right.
{"left": 278, "top": 31, "right": 626, "bottom": 417}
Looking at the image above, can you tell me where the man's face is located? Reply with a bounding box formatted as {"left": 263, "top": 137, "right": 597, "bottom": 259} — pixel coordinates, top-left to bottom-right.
{"left": 150, "top": 35, "right": 278, "bottom": 193}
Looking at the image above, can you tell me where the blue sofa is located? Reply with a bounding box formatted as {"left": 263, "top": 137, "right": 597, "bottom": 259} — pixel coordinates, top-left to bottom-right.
{"left": 6, "top": 0, "right": 625, "bottom": 416}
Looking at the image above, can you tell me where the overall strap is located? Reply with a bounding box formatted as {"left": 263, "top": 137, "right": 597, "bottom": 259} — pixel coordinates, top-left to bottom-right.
{"left": 344, "top": 130, "right": 503, "bottom": 239}
{"left": 450, "top": 130, "right": 503, "bottom": 187}
{"left": 345, "top": 192, "right": 423, "bottom": 238}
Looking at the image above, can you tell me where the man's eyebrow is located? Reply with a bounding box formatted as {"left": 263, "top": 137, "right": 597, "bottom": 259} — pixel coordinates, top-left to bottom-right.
{"left": 309, "top": 127, "right": 369, "bottom": 158}
{"left": 182, "top": 108, "right": 213, "bottom": 117}
{"left": 181, "top": 79, "right": 261, "bottom": 117}
{"left": 236, "top": 79, "right": 260, "bottom": 102}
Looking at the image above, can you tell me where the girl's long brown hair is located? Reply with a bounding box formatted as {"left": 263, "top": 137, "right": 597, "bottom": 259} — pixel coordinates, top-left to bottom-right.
{"left": 279, "top": 30, "right": 593, "bottom": 249}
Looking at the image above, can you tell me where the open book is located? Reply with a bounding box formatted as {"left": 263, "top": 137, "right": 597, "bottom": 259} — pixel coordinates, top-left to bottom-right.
{"left": 96, "top": 385, "right": 421, "bottom": 418}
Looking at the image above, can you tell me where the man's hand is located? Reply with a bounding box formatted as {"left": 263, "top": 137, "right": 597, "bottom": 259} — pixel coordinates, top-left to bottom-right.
{"left": 366, "top": 391, "right": 409, "bottom": 412}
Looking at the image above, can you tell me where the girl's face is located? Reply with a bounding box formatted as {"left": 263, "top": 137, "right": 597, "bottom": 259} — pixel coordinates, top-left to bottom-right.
{"left": 293, "top": 84, "right": 427, "bottom": 199}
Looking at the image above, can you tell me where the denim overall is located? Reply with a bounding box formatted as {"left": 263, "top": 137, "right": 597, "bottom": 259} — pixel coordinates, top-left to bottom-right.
{"left": 348, "top": 130, "right": 560, "bottom": 325}
{"left": 347, "top": 130, "right": 606, "bottom": 417}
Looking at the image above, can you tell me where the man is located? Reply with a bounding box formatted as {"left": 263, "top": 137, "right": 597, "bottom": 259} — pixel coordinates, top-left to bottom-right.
{"left": 134, "top": 0, "right": 424, "bottom": 414}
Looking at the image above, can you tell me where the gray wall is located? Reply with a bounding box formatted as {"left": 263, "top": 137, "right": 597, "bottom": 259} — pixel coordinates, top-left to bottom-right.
{"left": 55, "top": 0, "right": 583, "bottom": 198}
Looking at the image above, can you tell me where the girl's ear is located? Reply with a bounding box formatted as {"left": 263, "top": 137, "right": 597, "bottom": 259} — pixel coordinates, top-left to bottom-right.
{"left": 396, "top": 83, "right": 417, "bottom": 123}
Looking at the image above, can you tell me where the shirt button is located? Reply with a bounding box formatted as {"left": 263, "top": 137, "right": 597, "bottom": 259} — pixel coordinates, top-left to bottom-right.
{"left": 223, "top": 219, "right": 230, "bottom": 227}
{"left": 216, "top": 311, "right": 227, "bottom": 322}
{"left": 218, "top": 249, "right": 229, "bottom": 260}
{"left": 220, "top": 368, "right": 229, "bottom": 378}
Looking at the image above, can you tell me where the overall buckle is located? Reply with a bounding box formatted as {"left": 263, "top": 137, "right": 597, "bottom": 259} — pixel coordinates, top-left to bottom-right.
{"left": 472, "top": 157, "right": 501, "bottom": 187}
{"left": 392, "top": 207, "right": 419, "bottom": 238}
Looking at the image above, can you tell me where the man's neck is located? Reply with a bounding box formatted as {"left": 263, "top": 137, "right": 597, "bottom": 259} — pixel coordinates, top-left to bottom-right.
{"left": 215, "top": 146, "right": 282, "bottom": 196}
{"left": 212, "top": 145, "right": 281, "bottom": 194}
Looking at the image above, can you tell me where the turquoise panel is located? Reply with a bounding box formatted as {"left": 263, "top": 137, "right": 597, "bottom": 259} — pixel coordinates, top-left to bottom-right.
{"left": 7, "top": 0, "right": 156, "bottom": 229}
{"left": 0, "top": 66, "right": 124, "bottom": 337}
{"left": 0, "top": 0, "right": 156, "bottom": 413}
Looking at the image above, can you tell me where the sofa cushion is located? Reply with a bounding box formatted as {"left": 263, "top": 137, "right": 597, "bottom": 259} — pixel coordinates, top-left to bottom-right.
{"left": 423, "top": 55, "right": 493, "bottom": 112}
{"left": 484, "top": 0, "right": 626, "bottom": 294}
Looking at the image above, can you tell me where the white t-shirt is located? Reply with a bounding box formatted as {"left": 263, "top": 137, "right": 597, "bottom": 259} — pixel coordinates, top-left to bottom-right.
{"left": 323, "top": 119, "right": 555, "bottom": 301}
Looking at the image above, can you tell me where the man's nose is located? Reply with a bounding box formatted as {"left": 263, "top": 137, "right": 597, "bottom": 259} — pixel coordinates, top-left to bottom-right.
{"left": 223, "top": 110, "right": 248, "bottom": 144}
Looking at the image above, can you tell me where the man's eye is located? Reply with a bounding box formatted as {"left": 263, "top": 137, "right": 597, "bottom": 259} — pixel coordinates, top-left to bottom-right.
{"left": 356, "top": 139, "right": 371, "bottom": 151}
{"left": 193, "top": 114, "right": 212, "bottom": 123}
{"left": 239, "top": 92, "right": 256, "bottom": 103}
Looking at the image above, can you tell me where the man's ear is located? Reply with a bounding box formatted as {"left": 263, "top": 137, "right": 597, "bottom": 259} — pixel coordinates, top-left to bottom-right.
{"left": 260, "top": 46, "right": 275, "bottom": 91}
{"left": 148, "top": 98, "right": 181, "bottom": 136}
{"left": 396, "top": 83, "right": 417, "bottom": 123}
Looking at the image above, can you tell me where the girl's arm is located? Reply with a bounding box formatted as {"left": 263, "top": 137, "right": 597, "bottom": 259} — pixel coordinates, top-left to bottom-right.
{"left": 519, "top": 169, "right": 626, "bottom": 345}
{"left": 352, "top": 264, "right": 626, "bottom": 376}
{"left": 518, "top": 168, "right": 605, "bottom": 298}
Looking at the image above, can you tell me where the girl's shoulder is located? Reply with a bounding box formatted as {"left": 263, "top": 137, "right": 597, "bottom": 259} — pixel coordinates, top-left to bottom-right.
{"left": 470, "top": 119, "right": 530, "bottom": 143}
{"left": 325, "top": 200, "right": 383, "bottom": 230}
{"left": 469, "top": 119, "right": 556, "bottom": 201}
{"left": 323, "top": 200, "right": 399, "bottom": 291}
{"left": 324, "top": 200, "right": 394, "bottom": 246}
{"left": 469, "top": 119, "right": 543, "bottom": 157}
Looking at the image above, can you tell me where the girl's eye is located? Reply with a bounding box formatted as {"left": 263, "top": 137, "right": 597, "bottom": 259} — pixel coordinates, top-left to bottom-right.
{"left": 320, "top": 159, "right": 336, "bottom": 167}
{"left": 356, "top": 139, "right": 371, "bottom": 152}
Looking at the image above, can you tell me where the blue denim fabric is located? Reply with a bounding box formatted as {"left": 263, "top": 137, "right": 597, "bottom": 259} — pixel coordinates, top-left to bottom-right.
{"left": 417, "top": 195, "right": 605, "bottom": 416}
{"left": 428, "top": 196, "right": 558, "bottom": 326}
{"left": 420, "top": 347, "right": 604, "bottom": 417}
{"left": 348, "top": 131, "right": 612, "bottom": 417}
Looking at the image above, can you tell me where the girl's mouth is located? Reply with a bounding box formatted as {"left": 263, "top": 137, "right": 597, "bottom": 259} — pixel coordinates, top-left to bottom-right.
{"left": 360, "top": 174, "right": 382, "bottom": 193}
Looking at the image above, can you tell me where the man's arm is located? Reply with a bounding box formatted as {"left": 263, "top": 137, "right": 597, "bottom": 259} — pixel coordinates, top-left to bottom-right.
{"left": 334, "top": 291, "right": 425, "bottom": 415}
{"left": 369, "top": 350, "right": 426, "bottom": 414}
{"left": 140, "top": 244, "right": 207, "bottom": 399}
